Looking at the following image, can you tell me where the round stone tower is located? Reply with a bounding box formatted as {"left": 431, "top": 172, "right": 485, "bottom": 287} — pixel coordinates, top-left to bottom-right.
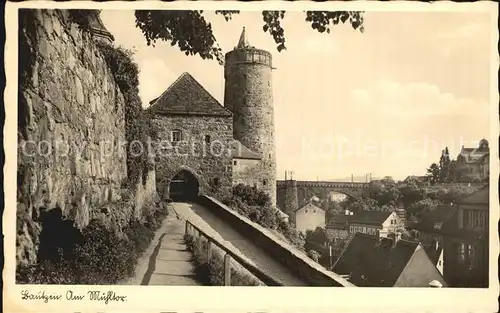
{"left": 224, "top": 27, "right": 277, "bottom": 206}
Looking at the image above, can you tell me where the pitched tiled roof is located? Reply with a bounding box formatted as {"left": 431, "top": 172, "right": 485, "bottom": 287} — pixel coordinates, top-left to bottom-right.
{"left": 148, "top": 73, "right": 233, "bottom": 117}
{"left": 349, "top": 210, "right": 392, "bottom": 226}
{"left": 295, "top": 202, "right": 323, "bottom": 213}
{"left": 326, "top": 214, "right": 353, "bottom": 229}
{"left": 232, "top": 140, "right": 261, "bottom": 160}
{"left": 332, "top": 233, "right": 444, "bottom": 287}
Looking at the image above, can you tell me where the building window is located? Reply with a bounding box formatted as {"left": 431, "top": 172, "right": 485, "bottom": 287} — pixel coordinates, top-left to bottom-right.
{"left": 466, "top": 244, "right": 478, "bottom": 269}
{"left": 463, "top": 210, "right": 487, "bottom": 228}
{"left": 263, "top": 179, "right": 267, "bottom": 186}
{"left": 213, "top": 178, "right": 219, "bottom": 186}
{"left": 205, "top": 135, "right": 211, "bottom": 144}
{"left": 457, "top": 242, "right": 466, "bottom": 264}
{"left": 269, "top": 154, "right": 271, "bottom": 159}
{"left": 233, "top": 160, "right": 237, "bottom": 166}
{"left": 171, "top": 129, "right": 182, "bottom": 143}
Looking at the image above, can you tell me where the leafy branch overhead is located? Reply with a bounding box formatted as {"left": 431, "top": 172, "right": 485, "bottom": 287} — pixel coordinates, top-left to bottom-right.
{"left": 134, "top": 10, "right": 364, "bottom": 64}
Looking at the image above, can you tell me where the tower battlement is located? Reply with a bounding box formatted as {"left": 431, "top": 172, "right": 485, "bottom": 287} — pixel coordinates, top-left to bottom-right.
{"left": 225, "top": 48, "right": 273, "bottom": 68}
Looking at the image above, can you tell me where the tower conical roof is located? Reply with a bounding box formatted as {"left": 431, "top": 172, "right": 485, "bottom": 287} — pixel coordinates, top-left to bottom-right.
{"left": 87, "top": 10, "right": 114, "bottom": 43}
{"left": 236, "top": 27, "right": 251, "bottom": 49}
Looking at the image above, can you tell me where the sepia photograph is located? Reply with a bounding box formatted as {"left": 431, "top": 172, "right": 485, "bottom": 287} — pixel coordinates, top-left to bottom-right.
{"left": 3, "top": 0, "right": 499, "bottom": 312}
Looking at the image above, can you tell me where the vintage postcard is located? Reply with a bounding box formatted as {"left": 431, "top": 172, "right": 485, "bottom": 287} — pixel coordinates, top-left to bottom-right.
{"left": 3, "top": 0, "right": 499, "bottom": 312}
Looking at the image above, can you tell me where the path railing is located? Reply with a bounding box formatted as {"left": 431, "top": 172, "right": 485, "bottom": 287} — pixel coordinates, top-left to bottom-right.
{"left": 184, "top": 220, "right": 284, "bottom": 286}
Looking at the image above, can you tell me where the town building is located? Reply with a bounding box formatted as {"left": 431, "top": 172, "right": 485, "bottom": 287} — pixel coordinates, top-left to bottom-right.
{"left": 411, "top": 186, "right": 489, "bottom": 287}
{"left": 333, "top": 233, "right": 447, "bottom": 287}
{"left": 231, "top": 140, "right": 262, "bottom": 187}
{"left": 348, "top": 210, "right": 401, "bottom": 238}
{"left": 444, "top": 186, "right": 489, "bottom": 287}
{"left": 325, "top": 214, "right": 352, "bottom": 242}
{"left": 294, "top": 201, "right": 326, "bottom": 233}
{"left": 403, "top": 175, "right": 432, "bottom": 185}
{"left": 146, "top": 28, "right": 277, "bottom": 204}
{"left": 410, "top": 204, "right": 458, "bottom": 275}
{"left": 456, "top": 139, "right": 489, "bottom": 182}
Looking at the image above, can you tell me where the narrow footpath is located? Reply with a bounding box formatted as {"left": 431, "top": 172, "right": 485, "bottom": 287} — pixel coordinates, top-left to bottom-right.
{"left": 122, "top": 205, "right": 203, "bottom": 286}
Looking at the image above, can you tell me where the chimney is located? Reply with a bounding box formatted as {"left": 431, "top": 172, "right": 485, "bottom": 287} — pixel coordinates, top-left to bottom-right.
{"left": 285, "top": 171, "right": 287, "bottom": 180}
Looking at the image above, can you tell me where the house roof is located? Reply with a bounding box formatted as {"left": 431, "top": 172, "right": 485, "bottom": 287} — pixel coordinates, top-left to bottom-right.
{"left": 459, "top": 142, "right": 489, "bottom": 164}
{"left": 412, "top": 205, "right": 458, "bottom": 234}
{"left": 456, "top": 186, "right": 489, "bottom": 205}
{"left": 295, "top": 201, "right": 323, "bottom": 213}
{"left": 333, "top": 233, "right": 444, "bottom": 287}
{"left": 147, "top": 72, "right": 233, "bottom": 117}
{"left": 326, "top": 214, "right": 353, "bottom": 229}
{"left": 404, "top": 175, "right": 431, "bottom": 182}
{"left": 232, "top": 140, "right": 261, "bottom": 160}
{"left": 349, "top": 210, "right": 393, "bottom": 226}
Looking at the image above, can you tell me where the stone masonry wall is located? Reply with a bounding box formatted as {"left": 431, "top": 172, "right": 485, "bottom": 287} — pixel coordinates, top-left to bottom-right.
{"left": 151, "top": 114, "right": 233, "bottom": 201}
{"left": 16, "top": 9, "right": 138, "bottom": 266}
{"left": 232, "top": 158, "right": 261, "bottom": 187}
{"left": 224, "top": 50, "right": 277, "bottom": 206}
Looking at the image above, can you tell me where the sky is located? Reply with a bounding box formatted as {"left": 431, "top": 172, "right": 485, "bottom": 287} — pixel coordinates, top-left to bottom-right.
{"left": 101, "top": 9, "right": 492, "bottom": 181}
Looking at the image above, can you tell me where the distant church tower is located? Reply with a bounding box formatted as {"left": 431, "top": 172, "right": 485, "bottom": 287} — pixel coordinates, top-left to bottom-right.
{"left": 224, "top": 27, "right": 277, "bottom": 205}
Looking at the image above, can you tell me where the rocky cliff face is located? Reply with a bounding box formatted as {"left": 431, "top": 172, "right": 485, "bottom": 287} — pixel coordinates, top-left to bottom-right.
{"left": 16, "top": 9, "right": 154, "bottom": 266}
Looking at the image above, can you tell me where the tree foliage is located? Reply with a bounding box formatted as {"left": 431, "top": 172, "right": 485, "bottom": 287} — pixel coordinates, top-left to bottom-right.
{"left": 406, "top": 198, "right": 441, "bottom": 217}
{"left": 369, "top": 178, "right": 401, "bottom": 206}
{"left": 426, "top": 146, "right": 486, "bottom": 184}
{"left": 97, "top": 42, "right": 150, "bottom": 184}
{"left": 134, "top": 10, "right": 364, "bottom": 64}
{"left": 305, "top": 227, "right": 328, "bottom": 246}
{"left": 224, "top": 184, "right": 305, "bottom": 249}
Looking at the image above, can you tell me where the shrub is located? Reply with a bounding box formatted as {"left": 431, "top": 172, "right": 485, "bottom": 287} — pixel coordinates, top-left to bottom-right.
{"left": 307, "top": 250, "right": 321, "bottom": 263}
{"left": 17, "top": 202, "right": 170, "bottom": 285}
{"left": 73, "top": 220, "right": 137, "bottom": 284}
{"left": 226, "top": 184, "right": 303, "bottom": 248}
{"left": 16, "top": 258, "right": 76, "bottom": 284}
{"left": 125, "top": 220, "right": 155, "bottom": 255}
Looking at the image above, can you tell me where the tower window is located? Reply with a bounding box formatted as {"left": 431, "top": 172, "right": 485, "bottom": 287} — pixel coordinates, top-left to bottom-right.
{"left": 205, "top": 135, "right": 211, "bottom": 144}
{"left": 263, "top": 179, "right": 267, "bottom": 186}
{"left": 213, "top": 178, "right": 219, "bottom": 186}
{"left": 171, "top": 129, "right": 182, "bottom": 143}
{"left": 234, "top": 160, "right": 237, "bottom": 165}
{"left": 269, "top": 154, "right": 271, "bottom": 159}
